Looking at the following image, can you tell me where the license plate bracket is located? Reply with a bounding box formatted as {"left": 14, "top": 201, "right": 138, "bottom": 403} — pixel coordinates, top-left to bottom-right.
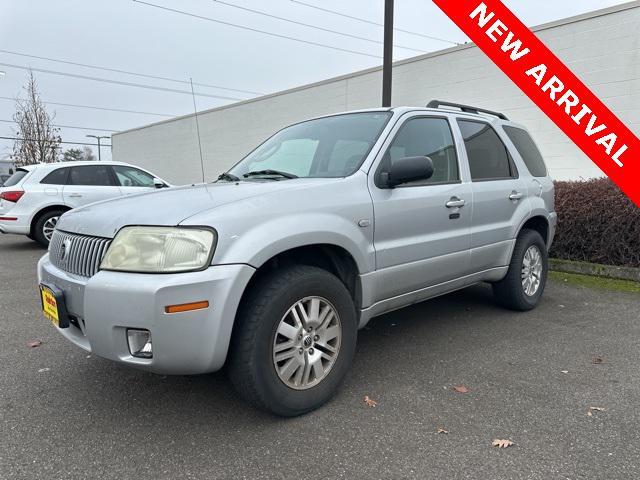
{"left": 39, "top": 283, "right": 70, "bottom": 329}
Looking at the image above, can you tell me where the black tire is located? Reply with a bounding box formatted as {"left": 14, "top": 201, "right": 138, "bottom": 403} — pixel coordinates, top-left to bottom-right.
{"left": 229, "top": 265, "right": 358, "bottom": 417}
{"left": 492, "top": 229, "right": 548, "bottom": 311}
{"left": 33, "top": 209, "right": 65, "bottom": 248}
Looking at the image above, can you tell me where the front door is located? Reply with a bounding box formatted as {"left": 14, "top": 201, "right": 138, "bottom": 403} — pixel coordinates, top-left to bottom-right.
{"left": 369, "top": 115, "right": 472, "bottom": 302}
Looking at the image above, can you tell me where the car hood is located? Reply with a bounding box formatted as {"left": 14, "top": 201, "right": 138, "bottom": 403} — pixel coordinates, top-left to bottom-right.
{"left": 56, "top": 180, "right": 324, "bottom": 238}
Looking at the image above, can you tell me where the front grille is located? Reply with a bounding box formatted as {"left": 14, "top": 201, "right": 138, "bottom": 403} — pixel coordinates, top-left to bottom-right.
{"left": 49, "top": 230, "right": 112, "bottom": 278}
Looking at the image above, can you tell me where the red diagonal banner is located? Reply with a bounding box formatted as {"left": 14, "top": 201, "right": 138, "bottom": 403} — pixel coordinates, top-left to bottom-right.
{"left": 432, "top": 0, "right": 640, "bottom": 207}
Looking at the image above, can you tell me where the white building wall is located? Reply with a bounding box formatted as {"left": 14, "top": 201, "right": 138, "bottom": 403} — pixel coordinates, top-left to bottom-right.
{"left": 113, "top": 2, "right": 640, "bottom": 185}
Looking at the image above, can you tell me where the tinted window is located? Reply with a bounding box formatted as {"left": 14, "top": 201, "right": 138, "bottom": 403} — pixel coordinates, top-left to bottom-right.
{"left": 458, "top": 120, "right": 515, "bottom": 181}
{"left": 41, "top": 168, "right": 69, "bottom": 185}
{"left": 68, "top": 166, "right": 114, "bottom": 186}
{"left": 2, "top": 169, "right": 28, "bottom": 187}
{"left": 382, "top": 117, "right": 459, "bottom": 186}
{"left": 503, "top": 126, "right": 547, "bottom": 177}
{"left": 113, "top": 165, "right": 156, "bottom": 187}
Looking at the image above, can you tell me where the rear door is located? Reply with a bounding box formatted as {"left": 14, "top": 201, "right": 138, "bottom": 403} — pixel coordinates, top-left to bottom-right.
{"left": 457, "top": 119, "right": 529, "bottom": 272}
{"left": 62, "top": 165, "right": 122, "bottom": 208}
{"left": 369, "top": 115, "right": 472, "bottom": 301}
{"left": 112, "top": 165, "right": 159, "bottom": 196}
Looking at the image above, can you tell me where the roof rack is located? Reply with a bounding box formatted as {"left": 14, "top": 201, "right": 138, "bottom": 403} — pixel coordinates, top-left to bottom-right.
{"left": 426, "top": 100, "right": 509, "bottom": 120}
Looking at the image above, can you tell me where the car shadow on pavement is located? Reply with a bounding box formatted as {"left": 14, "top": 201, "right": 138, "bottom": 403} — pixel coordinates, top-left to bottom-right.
{"left": 0, "top": 237, "right": 45, "bottom": 252}
{"left": 53, "top": 283, "right": 517, "bottom": 423}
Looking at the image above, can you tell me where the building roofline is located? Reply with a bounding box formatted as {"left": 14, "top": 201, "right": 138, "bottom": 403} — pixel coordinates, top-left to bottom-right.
{"left": 113, "top": 1, "right": 640, "bottom": 137}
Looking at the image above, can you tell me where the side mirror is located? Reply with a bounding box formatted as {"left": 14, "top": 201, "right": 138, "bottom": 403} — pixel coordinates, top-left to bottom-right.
{"left": 380, "top": 156, "right": 434, "bottom": 188}
{"left": 153, "top": 177, "right": 166, "bottom": 189}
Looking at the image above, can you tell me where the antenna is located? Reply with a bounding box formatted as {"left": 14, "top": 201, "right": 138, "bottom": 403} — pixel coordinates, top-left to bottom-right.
{"left": 190, "top": 77, "right": 206, "bottom": 183}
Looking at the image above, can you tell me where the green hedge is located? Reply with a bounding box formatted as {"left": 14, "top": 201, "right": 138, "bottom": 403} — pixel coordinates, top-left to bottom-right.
{"left": 550, "top": 178, "right": 640, "bottom": 268}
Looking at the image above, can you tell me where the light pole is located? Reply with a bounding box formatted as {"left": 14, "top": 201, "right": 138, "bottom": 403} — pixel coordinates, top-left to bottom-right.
{"left": 382, "top": 0, "right": 394, "bottom": 107}
{"left": 86, "top": 135, "right": 110, "bottom": 161}
{"left": 0, "top": 71, "right": 5, "bottom": 79}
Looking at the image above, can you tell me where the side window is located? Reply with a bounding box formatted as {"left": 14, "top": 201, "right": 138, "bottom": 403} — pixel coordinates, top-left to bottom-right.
{"left": 503, "top": 126, "right": 547, "bottom": 177}
{"left": 40, "top": 168, "right": 69, "bottom": 185}
{"left": 458, "top": 120, "right": 516, "bottom": 181}
{"left": 381, "top": 117, "right": 459, "bottom": 186}
{"left": 113, "top": 165, "right": 156, "bottom": 187}
{"left": 68, "top": 166, "right": 114, "bottom": 186}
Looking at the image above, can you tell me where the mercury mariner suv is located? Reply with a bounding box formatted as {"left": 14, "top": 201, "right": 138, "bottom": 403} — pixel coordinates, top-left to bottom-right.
{"left": 37, "top": 102, "right": 557, "bottom": 416}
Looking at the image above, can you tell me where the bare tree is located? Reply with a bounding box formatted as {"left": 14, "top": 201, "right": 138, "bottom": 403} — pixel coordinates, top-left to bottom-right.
{"left": 11, "top": 71, "right": 61, "bottom": 166}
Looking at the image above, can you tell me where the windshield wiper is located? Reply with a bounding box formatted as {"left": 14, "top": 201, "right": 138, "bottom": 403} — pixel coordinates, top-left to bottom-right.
{"left": 243, "top": 169, "right": 299, "bottom": 180}
{"left": 217, "top": 172, "right": 240, "bottom": 182}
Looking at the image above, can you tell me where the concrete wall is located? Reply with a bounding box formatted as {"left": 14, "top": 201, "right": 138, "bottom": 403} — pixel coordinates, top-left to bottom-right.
{"left": 112, "top": 2, "right": 640, "bottom": 185}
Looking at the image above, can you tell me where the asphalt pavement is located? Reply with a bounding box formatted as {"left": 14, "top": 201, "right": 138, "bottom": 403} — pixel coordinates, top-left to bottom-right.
{"left": 1, "top": 233, "right": 639, "bottom": 480}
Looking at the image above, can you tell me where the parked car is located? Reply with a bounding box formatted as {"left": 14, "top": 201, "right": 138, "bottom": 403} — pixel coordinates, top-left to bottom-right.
{"left": 0, "top": 161, "right": 170, "bottom": 247}
{"left": 37, "top": 103, "right": 556, "bottom": 416}
{"left": 0, "top": 174, "right": 10, "bottom": 187}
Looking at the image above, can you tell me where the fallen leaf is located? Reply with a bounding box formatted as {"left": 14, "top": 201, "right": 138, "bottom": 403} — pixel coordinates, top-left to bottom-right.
{"left": 561, "top": 370, "right": 569, "bottom": 374}
{"left": 38, "top": 368, "right": 50, "bottom": 373}
{"left": 363, "top": 395, "right": 378, "bottom": 408}
{"left": 27, "top": 340, "right": 43, "bottom": 348}
{"left": 589, "top": 406, "right": 606, "bottom": 412}
{"left": 592, "top": 356, "right": 604, "bottom": 364}
{"left": 437, "top": 427, "right": 449, "bottom": 434}
{"left": 453, "top": 385, "right": 469, "bottom": 394}
{"left": 492, "top": 439, "right": 514, "bottom": 449}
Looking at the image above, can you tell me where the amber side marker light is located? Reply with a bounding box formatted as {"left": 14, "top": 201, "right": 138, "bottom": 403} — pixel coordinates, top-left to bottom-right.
{"left": 165, "top": 301, "right": 210, "bottom": 314}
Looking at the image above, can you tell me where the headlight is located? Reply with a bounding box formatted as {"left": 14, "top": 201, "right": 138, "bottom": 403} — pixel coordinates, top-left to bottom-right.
{"left": 101, "top": 226, "right": 217, "bottom": 273}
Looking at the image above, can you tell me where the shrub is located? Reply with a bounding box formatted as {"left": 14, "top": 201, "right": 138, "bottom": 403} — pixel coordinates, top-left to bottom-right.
{"left": 550, "top": 178, "right": 640, "bottom": 268}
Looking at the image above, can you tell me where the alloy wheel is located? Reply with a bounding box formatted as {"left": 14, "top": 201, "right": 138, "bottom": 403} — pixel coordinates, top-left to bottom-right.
{"left": 42, "top": 216, "right": 59, "bottom": 242}
{"left": 272, "top": 296, "right": 342, "bottom": 390}
{"left": 521, "top": 245, "right": 543, "bottom": 296}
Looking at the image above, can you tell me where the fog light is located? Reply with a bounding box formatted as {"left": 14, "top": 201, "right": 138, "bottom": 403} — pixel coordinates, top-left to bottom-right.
{"left": 127, "top": 329, "right": 152, "bottom": 359}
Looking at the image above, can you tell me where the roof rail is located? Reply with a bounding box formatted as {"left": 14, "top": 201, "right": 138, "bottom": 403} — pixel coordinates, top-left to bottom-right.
{"left": 426, "top": 100, "right": 509, "bottom": 120}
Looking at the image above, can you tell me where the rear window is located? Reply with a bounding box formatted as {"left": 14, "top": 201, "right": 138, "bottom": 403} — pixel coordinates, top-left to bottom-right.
{"left": 2, "top": 169, "right": 29, "bottom": 187}
{"left": 503, "top": 126, "right": 547, "bottom": 177}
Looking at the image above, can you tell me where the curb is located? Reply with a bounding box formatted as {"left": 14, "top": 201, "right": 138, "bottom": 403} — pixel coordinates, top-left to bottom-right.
{"left": 550, "top": 259, "right": 640, "bottom": 283}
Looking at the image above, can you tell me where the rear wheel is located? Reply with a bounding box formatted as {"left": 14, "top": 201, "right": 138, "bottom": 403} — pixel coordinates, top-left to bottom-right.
{"left": 229, "top": 265, "right": 357, "bottom": 416}
{"left": 33, "top": 209, "right": 64, "bottom": 247}
{"left": 492, "top": 229, "right": 548, "bottom": 311}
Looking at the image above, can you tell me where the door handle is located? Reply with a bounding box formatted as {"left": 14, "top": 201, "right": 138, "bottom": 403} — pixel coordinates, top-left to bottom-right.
{"left": 446, "top": 197, "right": 466, "bottom": 208}
{"left": 509, "top": 191, "right": 524, "bottom": 201}
{"left": 68, "top": 193, "right": 83, "bottom": 198}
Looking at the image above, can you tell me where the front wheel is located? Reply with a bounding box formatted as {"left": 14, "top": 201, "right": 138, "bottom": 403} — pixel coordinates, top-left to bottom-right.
{"left": 229, "top": 265, "right": 357, "bottom": 416}
{"left": 492, "top": 229, "right": 548, "bottom": 311}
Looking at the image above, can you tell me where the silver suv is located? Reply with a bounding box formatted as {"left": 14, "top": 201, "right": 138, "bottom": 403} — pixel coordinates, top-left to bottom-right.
{"left": 37, "top": 102, "right": 556, "bottom": 416}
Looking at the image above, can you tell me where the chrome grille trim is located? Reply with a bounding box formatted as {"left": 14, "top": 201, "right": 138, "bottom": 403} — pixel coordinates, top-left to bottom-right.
{"left": 49, "top": 230, "right": 112, "bottom": 278}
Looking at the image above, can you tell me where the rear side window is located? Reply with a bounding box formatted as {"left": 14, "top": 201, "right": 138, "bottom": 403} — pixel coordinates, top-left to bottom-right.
{"left": 2, "top": 169, "right": 28, "bottom": 187}
{"left": 458, "top": 120, "right": 516, "bottom": 181}
{"left": 503, "top": 126, "right": 547, "bottom": 177}
{"left": 68, "top": 166, "right": 115, "bottom": 186}
{"left": 41, "top": 168, "right": 69, "bottom": 185}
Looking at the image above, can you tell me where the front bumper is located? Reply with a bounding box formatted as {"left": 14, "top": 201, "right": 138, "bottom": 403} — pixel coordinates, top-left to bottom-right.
{"left": 37, "top": 254, "right": 255, "bottom": 375}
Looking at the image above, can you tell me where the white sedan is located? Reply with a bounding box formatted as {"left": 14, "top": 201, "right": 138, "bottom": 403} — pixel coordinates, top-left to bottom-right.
{"left": 0, "top": 161, "right": 171, "bottom": 246}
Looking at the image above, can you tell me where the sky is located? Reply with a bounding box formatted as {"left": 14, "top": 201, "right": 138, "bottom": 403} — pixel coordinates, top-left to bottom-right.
{"left": 0, "top": 0, "right": 630, "bottom": 161}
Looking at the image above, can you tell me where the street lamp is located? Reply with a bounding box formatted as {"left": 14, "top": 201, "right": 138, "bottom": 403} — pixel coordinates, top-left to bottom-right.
{"left": 0, "top": 71, "right": 5, "bottom": 79}
{"left": 86, "top": 135, "right": 110, "bottom": 161}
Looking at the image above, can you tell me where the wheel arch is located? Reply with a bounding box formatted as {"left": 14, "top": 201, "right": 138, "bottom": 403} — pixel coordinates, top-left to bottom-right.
{"left": 517, "top": 215, "right": 550, "bottom": 248}
{"left": 30, "top": 205, "right": 71, "bottom": 237}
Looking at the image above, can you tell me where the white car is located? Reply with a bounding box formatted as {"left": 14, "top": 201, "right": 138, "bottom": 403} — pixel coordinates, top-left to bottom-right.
{"left": 0, "top": 161, "right": 170, "bottom": 247}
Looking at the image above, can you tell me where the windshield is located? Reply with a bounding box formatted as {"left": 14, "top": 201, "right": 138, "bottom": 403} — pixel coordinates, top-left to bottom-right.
{"left": 228, "top": 112, "right": 391, "bottom": 179}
